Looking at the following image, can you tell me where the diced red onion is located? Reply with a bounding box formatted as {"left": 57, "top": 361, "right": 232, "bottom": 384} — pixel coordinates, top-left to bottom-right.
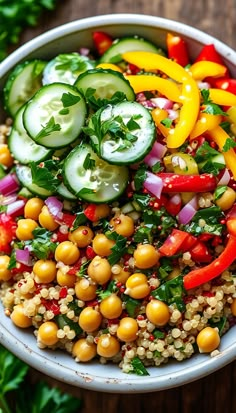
{"left": 144, "top": 154, "right": 160, "bottom": 167}
{"left": 15, "top": 247, "right": 31, "bottom": 266}
{"left": 197, "top": 81, "right": 211, "bottom": 90}
{"left": 0, "top": 193, "right": 18, "bottom": 205}
{"left": 45, "top": 196, "right": 63, "bottom": 221}
{"left": 6, "top": 199, "right": 25, "bottom": 216}
{"left": 79, "top": 47, "right": 90, "bottom": 56}
{"left": 141, "top": 100, "right": 155, "bottom": 109}
{"left": 178, "top": 196, "right": 198, "bottom": 225}
{"left": 152, "top": 141, "right": 167, "bottom": 159}
{"left": 143, "top": 171, "right": 164, "bottom": 199}
{"left": 167, "top": 109, "right": 179, "bottom": 120}
{"left": 170, "top": 194, "right": 182, "bottom": 205}
{"left": 218, "top": 168, "right": 230, "bottom": 186}
{"left": 136, "top": 92, "right": 146, "bottom": 102}
{"left": 150, "top": 97, "right": 173, "bottom": 110}
{"left": 0, "top": 173, "right": 19, "bottom": 196}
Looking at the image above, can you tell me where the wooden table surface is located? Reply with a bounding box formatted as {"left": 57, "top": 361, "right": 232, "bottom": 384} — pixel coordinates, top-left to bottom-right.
{"left": 17, "top": 1, "right": 236, "bottom": 412}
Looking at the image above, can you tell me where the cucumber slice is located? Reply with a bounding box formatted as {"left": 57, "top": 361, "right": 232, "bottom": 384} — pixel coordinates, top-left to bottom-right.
{"left": 23, "top": 83, "right": 87, "bottom": 148}
{"left": 16, "top": 165, "right": 54, "bottom": 198}
{"left": 63, "top": 144, "right": 129, "bottom": 203}
{"left": 99, "top": 36, "right": 164, "bottom": 63}
{"left": 57, "top": 182, "right": 77, "bottom": 201}
{"left": 8, "top": 105, "right": 53, "bottom": 164}
{"left": 88, "top": 101, "right": 155, "bottom": 165}
{"left": 4, "top": 60, "right": 46, "bottom": 117}
{"left": 43, "top": 53, "right": 95, "bottom": 85}
{"left": 74, "top": 68, "right": 135, "bottom": 103}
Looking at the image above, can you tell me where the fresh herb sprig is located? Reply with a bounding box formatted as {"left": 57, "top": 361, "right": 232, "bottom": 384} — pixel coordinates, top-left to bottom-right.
{"left": 0, "top": 0, "right": 59, "bottom": 61}
{"left": 0, "top": 344, "right": 81, "bottom": 413}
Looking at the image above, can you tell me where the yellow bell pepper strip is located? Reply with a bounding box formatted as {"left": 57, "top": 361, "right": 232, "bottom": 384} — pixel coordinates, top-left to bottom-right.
{"left": 151, "top": 108, "right": 170, "bottom": 138}
{"left": 122, "top": 51, "right": 200, "bottom": 149}
{"left": 96, "top": 63, "right": 123, "bottom": 73}
{"left": 207, "top": 125, "right": 236, "bottom": 179}
{"left": 124, "top": 74, "right": 182, "bottom": 102}
{"left": 189, "top": 61, "right": 227, "bottom": 81}
{"left": 190, "top": 113, "right": 222, "bottom": 140}
{"left": 183, "top": 234, "right": 236, "bottom": 290}
{"left": 208, "top": 88, "right": 236, "bottom": 106}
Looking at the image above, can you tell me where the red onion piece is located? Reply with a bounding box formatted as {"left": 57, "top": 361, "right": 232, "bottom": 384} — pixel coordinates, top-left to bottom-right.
{"left": 143, "top": 171, "right": 164, "bottom": 199}
{"left": 170, "top": 193, "right": 182, "bottom": 205}
{"left": 45, "top": 196, "right": 63, "bottom": 221}
{"left": 144, "top": 141, "right": 167, "bottom": 167}
{"left": 79, "top": 47, "right": 90, "bottom": 56}
{"left": 0, "top": 193, "right": 18, "bottom": 205}
{"left": 218, "top": 168, "right": 230, "bottom": 186}
{"left": 15, "top": 248, "right": 31, "bottom": 266}
{"left": 0, "top": 174, "right": 19, "bottom": 196}
{"left": 178, "top": 196, "right": 198, "bottom": 224}
{"left": 6, "top": 199, "right": 25, "bottom": 216}
{"left": 167, "top": 109, "right": 179, "bottom": 120}
{"left": 150, "top": 97, "right": 173, "bottom": 110}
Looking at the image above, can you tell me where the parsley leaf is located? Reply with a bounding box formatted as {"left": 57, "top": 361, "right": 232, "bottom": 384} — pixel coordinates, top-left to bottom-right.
{"left": 55, "top": 53, "right": 91, "bottom": 73}
{"left": 133, "top": 164, "right": 147, "bottom": 191}
{"left": 214, "top": 185, "right": 227, "bottom": 200}
{"left": 201, "top": 89, "right": 228, "bottom": 116}
{"left": 82, "top": 88, "right": 127, "bottom": 110}
{"left": 61, "top": 92, "right": 81, "bottom": 108}
{"left": 83, "top": 153, "right": 96, "bottom": 170}
{"left": 222, "top": 137, "right": 236, "bottom": 152}
{"left": 97, "top": 280, "right": 118, "bottom": 300}
{"left": 151, "top": 275, "right": 185, "bottom": 312}
{"left": 195, "top": 141, "right": 220, "bottom": 163}
{"left": 122, "top": 295, "right": 142, "bottom": 318}
{"left": 151, "top": 161, "right": 163, "bottom": 173}
{"left": 130, "top": 357, "right": 150, "bottom": 376}
{"left": 26, "top": 227, "right": 57, "bottom": 259}
{"left": 34, "top": 116, "right": 61, "bottom": 141}
{"left": 161, "top": 118, "right": 173, "bottom": 128}
{"left": 30, "top": 161, "right": 60, "bottom": 192}
{"left": 106, "top": 231, "right": 127, "bottom": 266}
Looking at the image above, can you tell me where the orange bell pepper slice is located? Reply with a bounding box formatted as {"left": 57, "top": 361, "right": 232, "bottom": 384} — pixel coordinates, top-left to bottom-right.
{"left": 189, "top": 61, "right": 227, "bottom": 80}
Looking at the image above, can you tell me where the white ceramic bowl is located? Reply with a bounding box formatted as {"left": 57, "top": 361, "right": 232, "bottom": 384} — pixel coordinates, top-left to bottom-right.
{"left": 0, "top": 14, "right": 235, "bottom": 393}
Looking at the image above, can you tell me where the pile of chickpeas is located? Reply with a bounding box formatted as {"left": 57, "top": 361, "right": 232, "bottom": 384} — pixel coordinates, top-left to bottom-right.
{"left": 0, "top": 195, "right": 236, "bottom": 370}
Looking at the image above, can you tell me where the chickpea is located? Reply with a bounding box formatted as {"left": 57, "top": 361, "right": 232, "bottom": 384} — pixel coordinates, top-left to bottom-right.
{"left": 97, "top": 334, "right": 120, "bottom": 358}
{"left": 215, "top": 186, "right": 236, "bottom": 211}
{"left": 10, "top": 304, "right": 32, "bottom": 328}
{"left": 92, "top": 233, "right": 115, "bottom": 256}
{"left": 75, "top": 278, "right": 97, "bottom": 301}
{"left": 110, "top": 214, "right": 135, "bottom": 237}
{"left": 78, "top": 307, "right": 102, "bottom": 332}
{"left": 88, "top": 256, "right": 111, "bottom": 285}
{"left": 93, "top": 204, "right": 111, "bottom": 221}
{"left": 196, "top": 327, "right": 220, "bottom": 353}
{"left": 55, "top": 241, "right": 80, "bottom": 265}
{"left": 38, "top": 321, "right": 59, "bottom": 346}
{"left": 231, "top": 298, "right": 236, "bottom": 316}
{"left": 38, "top": 205, "right": 59, "bottom": 231}
{"left": 68, "top": 226, "right": 94, "bottom": 248}
{"left": 33, "top": 259, "right": 57, "bottom": 283}
{"left": 72, "top": 338, "right": 97, "bottom": 362}
{"left": 0, "top": 255, "right": 12, "bottom": 281}
{"left": 16, "top": 218, "right": 38, "bottom": 240}
{"left": 57, "top": 269, "right": 77, "bottom": 287}
{"left": 116, "top": 317, "right": 138, "bottom": 342}
{"left": 24, "top": 197, "right": 44, "bottom": 220}
{"left": 125, "top": 273, "right": 150, "bottom": 299}
{"left": 111, "top": 265, "right": 131, "bottom": 284}
{"left": 146, "top": 299, "right": 170, "bottom": 326}
{"left": 134, "top": 244, "right": 160, "bottom": 269}
{"left": 100, "top": 294, "right": 123, "bottom": 319}
{"left": 0, "top": 144, "right": 14, "bottom": 168}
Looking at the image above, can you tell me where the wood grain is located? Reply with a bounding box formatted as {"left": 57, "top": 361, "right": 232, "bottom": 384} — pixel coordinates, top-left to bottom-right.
{"left": 16, "top": 1, "right": 236, "bottom": 411}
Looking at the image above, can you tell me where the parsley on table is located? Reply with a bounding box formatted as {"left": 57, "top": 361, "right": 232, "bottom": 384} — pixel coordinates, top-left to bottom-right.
{"left": 34, "top": 116, "right": 61, "bottom": 141}
{"left": 0, "top": 344, "right": 81, "bottom": 413}
{"left": 0, "top": 1, "right": 58, "bottom": 61}
{"left": 201, "top": 89, "right": 228, "bottom": 116}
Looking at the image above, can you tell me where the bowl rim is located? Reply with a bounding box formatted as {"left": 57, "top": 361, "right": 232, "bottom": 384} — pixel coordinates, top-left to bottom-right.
{"left": 0, "top": 13, "right": 235, "bottom": 393}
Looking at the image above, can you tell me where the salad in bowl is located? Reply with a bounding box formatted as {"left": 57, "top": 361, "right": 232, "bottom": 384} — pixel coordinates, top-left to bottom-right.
{"left": 0, "top": 14, "right": 235, "bottom": 392}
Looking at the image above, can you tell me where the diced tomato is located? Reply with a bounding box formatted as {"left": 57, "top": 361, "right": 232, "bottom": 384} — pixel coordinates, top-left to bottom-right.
{"left": 86, "top": 245, "right": 96, "bottom": 259}
{"left": 61, "top": 212, "right": 76, "bottom": 228}
{"left": 67, "top": 259, "right": 83, "bottom": 275}
{"left": 181, "top": 234, "right": 198, "bottom": 252}
{"left": 92, "top": 31, "right": 113, "bottom": 55}
{"left": 165, "top": 196, "right": 182, "bottom": 216}
{"left": 84, "top": 204, "right": 97, "bottom": 222}
{"left": 0, "top": 213, "right": 16, "bottom": 253}
{"left": 11, "top": 262, "right": 33, "bottom": 275}
{"left": 195, "top": 44, "right": 226, "bottom": 65}
{"left": 189, "top": 241, "right": 212, "bottom": 263}
{"left": 159, "top": 229, "right": 189, "bottom": 256}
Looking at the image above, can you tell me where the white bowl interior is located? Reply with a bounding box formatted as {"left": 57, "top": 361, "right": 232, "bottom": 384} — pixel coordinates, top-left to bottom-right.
{"left": 0, "top": 14, "right": 235, "bottom": 393}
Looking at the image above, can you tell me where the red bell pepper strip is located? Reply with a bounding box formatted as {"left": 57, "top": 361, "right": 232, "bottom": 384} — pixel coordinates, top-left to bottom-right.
{"left": 157, "top": 173, "right": 217, "bottom": 193}
{"left": 195, "top": 44, "right": 226, "bottom": 65}
{"left": 166, "top": 33, "right": 189, "bottom": 67}
{"left": 0, "top": 213, "right": 16, "bottom": 253}
{"left": 215, "top": 78, "right": 236, "bottom": 95}
{"left": 92, "top": 31, "right": 113, "bottom": 55}
{"left": 183, "top": 234, "right": 236, "bottom": 290}
{"left": 84, "top": 204, "right": 97, "bottom": 222}
{"left": 159, "top": 229, "right": 189, "bottom": 256}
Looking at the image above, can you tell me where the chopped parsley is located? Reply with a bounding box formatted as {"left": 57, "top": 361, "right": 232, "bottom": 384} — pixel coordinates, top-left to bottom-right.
{"left": 201, "top": 89, "right": 228, "bottom": 116}
{"left": 151, "top": 275, "right": 185, "bottom": 312}
{"left": 222, "top": 137, "right": 236, "bottom": 152}
{"left": 61, "top": 91, "right": 81, "bottom": 108}
{"left": 106, "top": 231, "right": 127, "bottom": 266}
{"left": 133, "top": 164, "right": 147, "bottom": 191}
{"left": 83, "top": 153, "right": 96, "bottom": 170}
{"left": 30, "top": 160, "right": 60, "bottom": 191}
{"left": 26, "top": 227, "right": 57, "bottom": 259}
{"left": 82, "top": 87, "right": 127, "bottom": 110}
{"left": 130, "top": 357, "right": 150, "bottom": 376}
{"left": 34, "top": 116, "right": 61, "bottom": 141}
{"left": 161, "top": 117, "right": 173, "bottom": 128}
